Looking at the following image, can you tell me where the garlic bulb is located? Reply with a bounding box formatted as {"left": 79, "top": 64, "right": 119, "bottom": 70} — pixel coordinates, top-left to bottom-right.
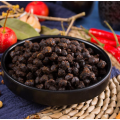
{"left": 19, "top": 12, "right": 41, "bottom": 33}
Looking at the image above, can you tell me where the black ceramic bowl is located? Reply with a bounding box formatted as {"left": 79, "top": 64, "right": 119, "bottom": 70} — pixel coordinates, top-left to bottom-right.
{"left": 1, "top": 35, "right": 112, "bottom": 106}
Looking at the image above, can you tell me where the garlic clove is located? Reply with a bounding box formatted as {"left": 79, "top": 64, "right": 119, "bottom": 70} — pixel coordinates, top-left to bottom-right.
{"left": 27, "top": 14, "right": 41, "bottom": 32}
{"left": 26, "top": 14, "right": 34, "bottom": 25}
{"left": 19, "top": 12, "right": 41, "bottom": 33}
{"left": 31, "top": 18, "right": 41, "bottom": 29}
{"left": 19, "top": 12, "right": 28, "bottom": 22}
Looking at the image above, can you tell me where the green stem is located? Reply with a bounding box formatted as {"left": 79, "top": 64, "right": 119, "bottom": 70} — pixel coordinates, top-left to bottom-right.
{"left": 79, "top": 30, "right": 90, "bottom": 41}
{"left": 104, "top": 20, "right": 119, "bottom": 48}
{"left": 81, "top": 26, "right": 104, "bottom": 47}
{"left": 3, "top": 9, "right": 9, "bottom": 33}
{"left": 80, "top": 25, "right": 89, "bottom": 34}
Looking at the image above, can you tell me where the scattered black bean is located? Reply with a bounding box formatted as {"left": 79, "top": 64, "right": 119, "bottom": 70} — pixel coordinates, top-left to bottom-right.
{"left": 36, "top": 84, "right": 44, "bottom": 89}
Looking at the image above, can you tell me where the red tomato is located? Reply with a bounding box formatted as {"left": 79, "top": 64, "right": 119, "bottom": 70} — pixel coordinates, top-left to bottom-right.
{"left": 0, "top": 27, "right": 17, "bottom": 53}
{"left": 25, "top": 1, "right": 49, "bottom": 22}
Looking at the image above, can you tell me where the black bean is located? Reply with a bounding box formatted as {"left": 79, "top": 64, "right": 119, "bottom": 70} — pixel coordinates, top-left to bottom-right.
{"left": 76, "top": 46, "right": 82, "bottom": 52}
{"left": 26, "top": 72, "right": 33, "bottom": 79}
{"left": 76, "top": 54, "right": 83, "bottom": 62}
{"left": 67, "top": 67, "right": 72, "bottom": 73}
{"left": 19, "top": 64, "right": 27, "bottom": 72}
{"left": 23, "top": 52, "right": 32, "bottom": 59}
{"left": 97, "top": 60, "right": 106, "bottom": 68}
{"left": 18, "top": 55, "right": 26, "bottom": 63}
{"left": 83, "top": 79, "right": 90, "bottom": 86}
{"left": 17, "top": 77, "right": 24, "bottom": 83}
{"left": 60, "top": 38, "right": 71, "bottom": 44}
{"left": 45, "top": 79, "right": 55, "bottom": 89}
{"left": 37, "top": 52, "right": 45, "bottom": 60}
{"left": 88, "top": 48, "right": 94, "bottom": 54}
{"left": 58, "top": 87, "right": 65, "bottom": 91}
{"left": 33, "top": 58, "right": 43, "bottom": 67}
{"left": 84, "top": 64, "right": 92, "bottom": 70}
{"left": 67, "top": 54, "right": 74, "bottom": 63}
{"left": 12, "top": 74, "right": 17, "bottom": 80}
{"left": 10, "top": 50, "right": 15, "bottom": 58}
{"left": 77, "top": 81, "right": 85, "bottom": 89}
{"left": 43, "top": 46, "right": 52, "bottom": 54}
{"left": 24, "top": 80, "right": 34, "bottom": 86}
{"left": 31, "top": 65, "right": 38, "bottom": 72}
{"left": 49, "top": 86, "right": 57, "bottom": 90}
{"left": 89, "top": 56, "right": 99, "bottom": 64}
{"left": 58, "top": 68, "right": 66, "bottom": 77}
{"left": 71, "top": 40, "right": 79, "bottom": 46}
{"left": 15, "top": 46, "right": 21, "bottom": 52}
{"left": 60, "top": 61, "right": 70, "bottom": 70}
{"left": 49, "top": 52, "right": 58, "bottom": 61}
{"left": 24, "top": 40, "right": 33, "bottom": 49}
{"left": 54, "top": 38, "right": 60, "bottom": 43}
{"left": 79, "top": 59, "right": 85, "bottom": 67}
{"left": 39, "top": 75, "right": 48, "bottom": 83}
{"left": 28, "top": 57, "right": 34, "bottom": 64}
{"left": 12, "top": 56, "right": 18, "bottom": 63}
{"left": 13, "top": 66, "right": 19, "bottom": 72}
{"left": 16, "top": 70, "right": 26, "bottom": 77}
{"left": 43, "top": 57, "right": 50, "bottom": 65}
{"left": 68, "top": 44, "right": 76, "bottom": 52}
{"left": 73, "top": 67, "right": 79, "bottom": 75}
{"left": 32, "top": 52, "right": 39, "bottom": 58}
{"left": 35, "top": 69, "right": 42, "bottom": 77}
{"left": 58, "top": 42, "right": 67, "bottom": 49}
{"left": 82, "top": 49, "right": 91, "bottom": 59}
{"left": 56, "top": 77, "right": 63, "bottom": 83}
{"left": 35, "top": 77, "right": 40, "bottom": 84}
{"left": 74, "top": 62, "right": 80, "bottom": 69}
{"left": 49, "top": 74, "right": 54, "bottom": 79}
{"left": 92, "top": 65, "right": 98, "bottom": 76}
{"left": 46, "top": 38, "right": 56, "bottom": 46}
{"left": 65, "top": 73, "right": 73, "bottom": 81}
{"left": 58, "top": 80, "right": 67, "bottom": 87}
{"left": 55, "top": 46, "right": 61, "bottom": 54}
{"left": 71, "top": 77, "right": 79, "bottom": 86}
{"left": 51, "top": 65, "right": 58, "bottom": 72}
{"left": 36, "top": 84, "right": 44, "bottom": 89}
{"left": 61, "top": 49, "right": 68, "bottom": 56}
{"left": 41, "top": 66, "right": 50, "bottom": 74}
{"left": 39, "top": 39, "right": 46, "bottom": 47}
{"left": 58, "top": 56, "right": 66, "bottom": 62}
{"left": 80, "top": 43, "right": 85, "bottom": 49}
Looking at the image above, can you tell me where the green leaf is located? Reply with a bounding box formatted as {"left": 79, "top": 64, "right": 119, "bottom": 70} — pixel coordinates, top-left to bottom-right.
{"left": 0, "top": 18, "right": 40, "bottom": 40}
{"left": 41, "top": 25, "right": 60, "bottom": 35}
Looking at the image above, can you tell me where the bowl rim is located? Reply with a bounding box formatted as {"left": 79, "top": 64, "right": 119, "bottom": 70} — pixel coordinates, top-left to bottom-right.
{"left": 1, "top": 35, "right": 112, "bottom": 93}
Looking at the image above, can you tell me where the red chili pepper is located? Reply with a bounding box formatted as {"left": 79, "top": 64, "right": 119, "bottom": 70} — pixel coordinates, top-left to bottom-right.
{"left": 82, "top": 26, "right": 120, "bottom": 63}
{"left": 89, "top": 28, "right": 120, "bottom": 42}
{"left": 104, "top": 21, "right": 120, "bottom": 52}
{"left": 94, "top": 40, "right": 120, "bottom": 63}
{"left": 82, "top": 27, "right": 120, "bottom": 63}
{"left": 89, "top": 37, "right": 118, "bottom": 47}
{"left": 103, "top": 44, "right": 118, "bottom": 56}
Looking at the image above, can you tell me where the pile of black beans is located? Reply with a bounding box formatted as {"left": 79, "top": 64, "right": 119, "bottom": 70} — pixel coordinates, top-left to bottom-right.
{"left": 8, "top": 38, "right": 107, "bottom": 90}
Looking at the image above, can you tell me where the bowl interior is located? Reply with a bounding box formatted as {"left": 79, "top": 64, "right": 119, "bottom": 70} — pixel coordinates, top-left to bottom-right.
{"left": 2, "top": 35, "right": 111, "bottom": 91}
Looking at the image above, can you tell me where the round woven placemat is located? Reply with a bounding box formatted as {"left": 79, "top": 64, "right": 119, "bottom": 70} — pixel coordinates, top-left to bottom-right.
{"left": 26, "top": 29, "right": 120, "bottom": 119}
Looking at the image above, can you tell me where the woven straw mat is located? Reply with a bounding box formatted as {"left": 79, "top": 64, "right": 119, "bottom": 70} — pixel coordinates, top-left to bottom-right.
{"left": 26, "top": 29, "right": 120, "bottom": 119}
